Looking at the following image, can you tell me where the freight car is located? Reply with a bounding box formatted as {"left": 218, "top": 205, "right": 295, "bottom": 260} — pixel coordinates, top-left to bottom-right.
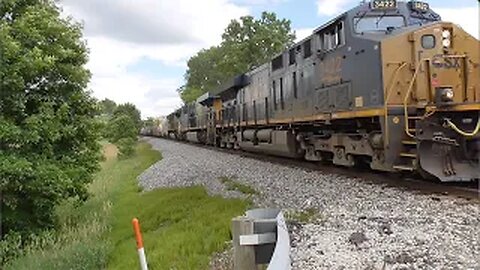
{"left": 165, "top": 0, "right": 480, "bottom": 182}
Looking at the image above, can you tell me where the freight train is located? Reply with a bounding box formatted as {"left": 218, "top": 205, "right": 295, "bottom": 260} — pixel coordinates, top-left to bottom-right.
{"left": 154, "top": 0, "right": 480, "bottom": 182}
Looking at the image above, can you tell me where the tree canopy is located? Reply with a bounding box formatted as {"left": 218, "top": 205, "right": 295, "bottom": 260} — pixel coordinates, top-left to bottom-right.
{"left": 98, "top": 98, "right": 117, "bottom": 116}
{"left": 113, "top": 103, "right": 142, "bottom": 131}
{"left": 179, "top": 11, "right": 295, "bottom": 103}
{"left": 0, "top": 0, "right": 101, "bottom": 235}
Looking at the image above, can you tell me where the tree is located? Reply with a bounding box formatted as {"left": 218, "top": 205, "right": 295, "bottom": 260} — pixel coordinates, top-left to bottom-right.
{"left": 113, "top": 103, "right": 142, "bottom": 131}
{"left": 221, "top": 12, "right": 296, "bottom": 76}
{"left": 98, "top": 98, "right": 117, "bottom": 116}
{"left": 0, "top": 0, "right": 101, "bottom": 235}
{"left": 181, "top": 46, "right": 227, "bottom": 103}
{"left": 181, "top": 11, "right": 295, "bottom": 103}
{"left": 104, "top": 102, "right": 141, "bottom": 158}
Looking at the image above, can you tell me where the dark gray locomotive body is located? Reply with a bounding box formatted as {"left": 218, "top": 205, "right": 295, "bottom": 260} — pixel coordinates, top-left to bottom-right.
{"left": 164, "top": 1, "right": 480, "bottom": 182}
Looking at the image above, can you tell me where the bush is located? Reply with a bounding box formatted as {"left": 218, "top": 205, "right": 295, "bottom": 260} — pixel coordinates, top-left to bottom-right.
{"left": 0, "top": 0, "right": 101, "bottom": 237}
{"left": 117, "top": 137, "right": 136, "bottom": 158}
{"left": 105, "top": 113, "right": 138, "bottom": 158}
{"left": 105, "top": 115, "right": 138, "bottom": 143}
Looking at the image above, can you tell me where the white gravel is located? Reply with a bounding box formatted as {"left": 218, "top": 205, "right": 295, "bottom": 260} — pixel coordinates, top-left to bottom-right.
{"left": 139, "top": 137, "right": 480, "bottom": 270}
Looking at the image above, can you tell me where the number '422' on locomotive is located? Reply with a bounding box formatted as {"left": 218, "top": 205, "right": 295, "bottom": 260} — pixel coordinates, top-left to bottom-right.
{"left": 168, "top": 0, "right": 480, "bottom": 182}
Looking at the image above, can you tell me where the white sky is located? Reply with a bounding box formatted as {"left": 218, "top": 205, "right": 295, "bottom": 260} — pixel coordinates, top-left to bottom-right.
{"left": 59, "top": 0, "right": 479, "bottom": 118}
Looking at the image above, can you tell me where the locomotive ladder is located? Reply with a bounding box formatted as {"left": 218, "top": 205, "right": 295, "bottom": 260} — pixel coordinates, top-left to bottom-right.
{"left": 386, "top": 60, "right": 430, "bottom": 172}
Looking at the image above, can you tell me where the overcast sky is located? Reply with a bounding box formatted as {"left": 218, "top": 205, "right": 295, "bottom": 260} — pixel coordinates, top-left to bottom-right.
{"left": 59, "top": 0, "right": 479, "bottom": 118}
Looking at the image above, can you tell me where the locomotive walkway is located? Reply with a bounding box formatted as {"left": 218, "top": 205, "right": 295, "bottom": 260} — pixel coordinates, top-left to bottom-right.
{"left": 139, "top": 137, "right": 480, "bottom": 269}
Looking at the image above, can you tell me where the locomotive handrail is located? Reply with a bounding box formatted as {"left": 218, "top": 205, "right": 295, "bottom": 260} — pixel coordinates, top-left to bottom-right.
{"left": 403, "top": 55, "right": 469, "bottom": 138}
{"left": 445, "top": 117, "right": 480, "bottom": 137}
{"left": 403, "top": 59, "right": 429, "bottom": 138}
{"left": 384, "top": 62, "right": 408, "bottom": 148}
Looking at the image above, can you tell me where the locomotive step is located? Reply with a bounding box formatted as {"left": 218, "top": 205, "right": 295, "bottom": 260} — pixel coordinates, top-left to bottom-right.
{"left": 393, "top": 165, "right": 416, "bottom": 172}
{"left": 400, "top": 152, "right": 417, "bottom": 158}
{"left": 402, "top": 140, "right": 417, "bottom": 145}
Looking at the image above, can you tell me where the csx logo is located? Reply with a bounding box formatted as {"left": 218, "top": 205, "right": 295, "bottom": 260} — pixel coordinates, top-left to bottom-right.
{"left": 432, "top": 55, "right": 461, "bottom": 69}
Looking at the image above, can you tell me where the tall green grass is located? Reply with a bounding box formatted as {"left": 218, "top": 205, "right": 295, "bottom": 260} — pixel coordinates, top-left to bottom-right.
{"left": 108, "top": 186, "right": 249, "bottom": 269}
{"left": 6, "top": 142, "right": 249, "bottom": 269}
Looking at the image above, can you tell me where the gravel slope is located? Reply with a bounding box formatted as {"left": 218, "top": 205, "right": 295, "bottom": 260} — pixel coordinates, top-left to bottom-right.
{"left": 139, "top": 137, "right": 480, "bottom": 270}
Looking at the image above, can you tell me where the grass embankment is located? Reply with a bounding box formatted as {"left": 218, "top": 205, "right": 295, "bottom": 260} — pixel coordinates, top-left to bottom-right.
{"left": 7, "top": 142, "right": 249, "bottom": 269}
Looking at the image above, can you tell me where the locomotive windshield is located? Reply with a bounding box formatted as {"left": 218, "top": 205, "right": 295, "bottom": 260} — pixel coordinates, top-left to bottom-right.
{"left": 354, "top": 15, "right": 405, "bottom": 33}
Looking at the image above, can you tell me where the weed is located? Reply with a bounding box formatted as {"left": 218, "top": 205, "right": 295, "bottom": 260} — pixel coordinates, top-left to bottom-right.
{"left": 219, "top": 176, "right": 258, "bottom": 195}
{"left": 286, "top": 208, "right": 320, "bottom": 224}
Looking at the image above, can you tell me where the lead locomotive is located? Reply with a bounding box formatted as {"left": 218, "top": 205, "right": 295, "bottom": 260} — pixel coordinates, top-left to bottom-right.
{"left": 159, "top": 1, "right": 479, "bottom": 182}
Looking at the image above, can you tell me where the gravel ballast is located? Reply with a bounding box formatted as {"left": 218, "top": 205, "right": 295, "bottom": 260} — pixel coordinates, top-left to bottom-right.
{"left": 139, "top": 137, "right": 480, "bottom": 270}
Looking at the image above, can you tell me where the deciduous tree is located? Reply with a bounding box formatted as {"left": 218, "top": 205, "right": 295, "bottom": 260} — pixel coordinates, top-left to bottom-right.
{"left": 113, "top": 103, "right": 142, "bottom": 131}
{"left": 180, "top": 11, "right": 295, "bottom": 103}
{"left": 0, "top": 0, "right": 101, "bottom": 235}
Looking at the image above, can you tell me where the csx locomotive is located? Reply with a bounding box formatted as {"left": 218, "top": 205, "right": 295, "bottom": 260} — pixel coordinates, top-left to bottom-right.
{"left": 161, "top": 0, "right": 480, "bottom": 182}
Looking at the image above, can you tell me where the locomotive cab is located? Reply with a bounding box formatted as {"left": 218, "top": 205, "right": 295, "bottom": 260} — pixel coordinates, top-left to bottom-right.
{"left": 311, "top": 0, "right": 479, "bottom": 181}
{"left": 375, "top": 1, "right": 480, "bottom": 181}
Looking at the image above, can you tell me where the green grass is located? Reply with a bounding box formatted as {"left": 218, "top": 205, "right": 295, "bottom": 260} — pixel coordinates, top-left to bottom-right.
{"left": 6, "top": 142, "right": 249, "bottom": 270}
{"left": 219, "top": 176, "right": 258, "bottom": 195}
{"left": 108, "top": 186, "right": 249, "bottom": 269}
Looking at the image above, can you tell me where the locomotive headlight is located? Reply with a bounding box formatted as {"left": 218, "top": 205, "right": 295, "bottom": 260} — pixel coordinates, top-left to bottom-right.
{"left": 442, "top": 38, "right": 451, "bottom": 48}
{"left": 441, "top": 88, "right": 454, "bottom": 102}
{"left": 442, "top": 29, "right": 452, "bottom": 49}
{"left": 442, "top": 29, "right": 451, "bottom": 39}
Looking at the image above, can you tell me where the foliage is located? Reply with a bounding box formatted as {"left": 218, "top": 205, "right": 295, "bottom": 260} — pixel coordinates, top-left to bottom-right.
{"left": 221, "top": 12, "right": 296, "bottom": 75}
{"left": 2, "top": 142, "right": 156, "bottom": 269}
{"left": 100, "top": 101, "right": 142, "bottom": 158}
{"left": 285, "top": 208, "right": 321, "bottom": 224}
{"left": 116, "top": 137, "right": 135, "bottom": 159}
{"left": 5, "top": 143, "right": 248, "bottom": 269}
{"left": 98, "top": 98, "right": 117, "bottom": 117}
{"left": 105, "top": 115, "right": 137, "bottom": 143}
{"left": 180, "top": 11, "right": 295, "bottom": 103}
{"left": 142, "top": 117, "right": 155, "bottom": 128}
{"left": 0, "top": 0, "right": 101, "bottom": 236}
{"left": 108, "top": 182, "right": 249, "bottom": 269}
{"left": 113, "top": 103, "right": 142, "bottom": 131}
{"left": 219, "top": 176, "right": 258, "bottom": 195}
{"left": 105, "top": 114, "right": 138, "bottom": 157}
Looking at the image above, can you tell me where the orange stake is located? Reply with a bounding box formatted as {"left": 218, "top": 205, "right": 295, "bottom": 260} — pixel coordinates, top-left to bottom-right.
{"left": 132, "top": 218, "right": 144, "bottom": 249}
{"left": 132, "top": 218, "right": 148, "bottom": 270}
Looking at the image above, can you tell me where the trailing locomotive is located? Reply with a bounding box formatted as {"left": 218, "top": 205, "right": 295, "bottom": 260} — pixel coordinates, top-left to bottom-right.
{"left": 163, "top": 0, "right": 480, "bottom": 182}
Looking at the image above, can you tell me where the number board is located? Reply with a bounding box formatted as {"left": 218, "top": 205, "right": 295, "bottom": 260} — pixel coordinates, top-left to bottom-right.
{"left": 410, "top": 1, "right": 429, "bottom": 12}
{"left": 371, "top": 0, "right": 397, "bottom": 10}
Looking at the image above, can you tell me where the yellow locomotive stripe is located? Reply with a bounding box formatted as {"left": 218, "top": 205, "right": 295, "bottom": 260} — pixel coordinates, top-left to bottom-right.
{"left": 433, "top": 104, "right": 480, "bottom": 112}
{"left": 236, "top": 108, "right": 385, "bottom": 126}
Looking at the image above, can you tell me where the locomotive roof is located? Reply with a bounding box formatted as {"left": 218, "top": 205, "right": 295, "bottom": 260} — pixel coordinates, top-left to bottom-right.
{"left": 271, "top": 1, "right": 441, "bottom": 61}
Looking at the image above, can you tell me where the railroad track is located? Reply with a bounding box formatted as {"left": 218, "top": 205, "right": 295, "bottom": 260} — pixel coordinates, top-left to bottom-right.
{"left": 144, "top": 136, "right": 479, "bottom": 202}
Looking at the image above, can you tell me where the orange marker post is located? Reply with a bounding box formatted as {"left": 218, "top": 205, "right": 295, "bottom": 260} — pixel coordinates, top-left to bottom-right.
{"left": 132, "top": 218, "right": 148, "bottom": 270}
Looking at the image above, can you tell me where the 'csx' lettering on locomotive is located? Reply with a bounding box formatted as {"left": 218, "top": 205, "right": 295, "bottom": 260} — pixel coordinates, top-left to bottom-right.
{"left": 432, "top": 55, "right": 462, "bottom": 69}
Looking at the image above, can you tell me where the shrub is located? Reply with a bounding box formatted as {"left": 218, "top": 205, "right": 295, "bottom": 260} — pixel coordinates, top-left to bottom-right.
{"left": 104, "top": 113, "right": 138, "bottom": 158}
{"left": 117, "top": 137, "right": 136, "bottom": 158}
{"left": 0, "top": 0, "right": 101, "bottom": 237}
{"left": 105, "top": 115, "right": 138, "bottom": 144}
